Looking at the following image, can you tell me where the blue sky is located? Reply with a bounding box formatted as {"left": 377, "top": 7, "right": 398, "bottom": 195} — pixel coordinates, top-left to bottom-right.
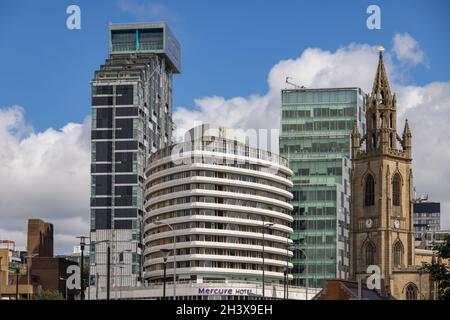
{"left": 0, "top": 0, "right": 449, "bottom": 131}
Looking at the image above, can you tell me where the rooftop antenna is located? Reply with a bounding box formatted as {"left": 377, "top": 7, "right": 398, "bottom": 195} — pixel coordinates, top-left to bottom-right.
{"left": 285, "top": 77, "right": 305, "bottom": 89}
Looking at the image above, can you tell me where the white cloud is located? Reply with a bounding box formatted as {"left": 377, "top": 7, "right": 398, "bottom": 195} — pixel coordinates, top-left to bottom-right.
{"left": 0, "top": 106, "right": 91, "bottom": 254}
{"left": 173, "top": 34, "right": 450, "bottom": 229}
{"left": 118, "top": 0, "right": 179, "bottom": 22}
{"left": 393, "top": 33, "right": 425, "bottom": 65}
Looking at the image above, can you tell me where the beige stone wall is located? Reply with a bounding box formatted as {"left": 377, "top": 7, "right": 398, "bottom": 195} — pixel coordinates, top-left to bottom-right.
{"left": 350, "top": 156, "right": 414, "bottom": 280}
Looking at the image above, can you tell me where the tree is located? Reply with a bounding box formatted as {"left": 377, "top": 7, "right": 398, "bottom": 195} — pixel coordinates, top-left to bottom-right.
{"left": 425, "top": 234, "right": 450, "bottom": 300}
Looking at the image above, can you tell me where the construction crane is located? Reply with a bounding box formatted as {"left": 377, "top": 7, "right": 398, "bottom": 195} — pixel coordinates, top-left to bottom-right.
{"left": 285, "top": 77, "right": 306, "bottom": 89}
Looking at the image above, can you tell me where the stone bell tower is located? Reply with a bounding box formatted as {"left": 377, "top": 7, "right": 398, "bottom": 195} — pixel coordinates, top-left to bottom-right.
{"left": 349, "top": 47, "right": 414, "bottom": 283}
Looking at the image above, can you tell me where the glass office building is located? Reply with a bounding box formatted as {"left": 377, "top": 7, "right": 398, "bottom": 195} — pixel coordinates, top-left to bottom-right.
{"left": 90, "top": 23, "right": 180, "bottom": 289}
{"left": 413, "top": 200, "right": 440, "bottom": 243}
{"left": 279, "top": 88, "right": 365, "bottom": 288}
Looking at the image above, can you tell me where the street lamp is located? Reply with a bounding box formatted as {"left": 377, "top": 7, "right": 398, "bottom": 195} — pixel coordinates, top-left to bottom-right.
{"left": 60, "top": 277, "right": 68, "bottom": 300}
{"left": 153, "top": 221, "right": 177, "bottom": 300}
{"left": 76, "top": 236, "right": 88, "bottom": 301}
{"left": 289, "top": 244, "right": 308, "bottom": 300}
{"left": 261, "top": 222, "right": 274, "bottom": 299}
{"left": 160, "top": 248, "right": 170, "bottom": 300}
{"left": 25, "top": 253, "right": 38, "bottom": 300}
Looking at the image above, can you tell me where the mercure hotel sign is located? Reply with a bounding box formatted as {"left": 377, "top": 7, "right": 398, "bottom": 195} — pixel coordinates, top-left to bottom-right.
{"left": 197, "top": 288, "right": 254, "bottom": 296}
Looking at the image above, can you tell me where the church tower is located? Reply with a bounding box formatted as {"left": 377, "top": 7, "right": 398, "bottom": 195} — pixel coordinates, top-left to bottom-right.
{"left": 350, "top": 47, "right": 414, "bottom": 283}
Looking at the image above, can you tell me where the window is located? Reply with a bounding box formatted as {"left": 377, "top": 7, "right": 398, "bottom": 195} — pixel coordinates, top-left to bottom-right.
{"left": 364, "top": 174, "right": 375, "bottom": 206}
{"left": 364, "top": 242, "right": 375, "bottom": 266}
{"left": 392, "top": 174, "right": 401, "bottom": 206}
{"left": 393, "top": 241, "right": 403, "bottom": 267}
{"left": 405, "top": 283, "right": 418, "bottom": 300}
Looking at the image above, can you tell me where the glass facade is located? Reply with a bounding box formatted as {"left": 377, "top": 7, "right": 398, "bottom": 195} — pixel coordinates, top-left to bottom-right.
{"left": 89, "top": 23, "right": 180, "bottom": 289}
{"left": 279, "top": 88, "right": 365, "bottom": 288}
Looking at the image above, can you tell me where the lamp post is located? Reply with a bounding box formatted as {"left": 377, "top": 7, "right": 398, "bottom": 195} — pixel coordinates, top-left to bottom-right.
{"left": 261, "top": 222, "right": 274, "bottom": 299}
{"left": 160, "top": 248, "right": 170, "bottom": 300}
{"left": 60, "top": 277, "right": 68, "bottom": 300}
{"left": 76, "top": 236, "right": 88, "bottom": 300}
{"left": 25, "top": 253, "right": 38, "bottom": 300}
{"left": 289, "top": 244, "right": 308, "bottom": 300}
{"left": 15, "top": 267, "right": 19, "bottom": 300}
{"left": 0, "top": 256, "right": 3, "bottom": 300}
{"left": 153, "top": 221, "right": 177, "bottom": 300}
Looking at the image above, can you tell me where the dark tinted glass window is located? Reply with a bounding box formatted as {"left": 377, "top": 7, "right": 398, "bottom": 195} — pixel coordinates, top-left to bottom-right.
{"left": 96, "top": 108, "right": 113, "bottom": 128}
{"left": 91, "top": 197, "right": 112, "bottom": 207}
{"left": 115, "top": 209, "right": 137, "bottom": 218}
{"left": 116, "top": 107, "right": 138, "bottom": 117}
{"left": 115, "top": 174, "right": 137, "bottom": 184}
{"left": 114, "top": 220, "right": 133, "bottom": 229}
{"left": 115, "top": 152, "right": 134, "bottom": 173}
{"left": 94, "top": 209, "right": 112, "bottom": 230}
{"left": 115, "top": 186, "right": 133, "bottom": 196}
{"left": 95, "top": 142, "right": 112, "bottom": 161}
{"left": 115, "top": 196, "right": 132, "bottom": 206}
{"left": 116, "top": 119, "right": 133, "bottom": 139}
{"left": 94, "top": 175, "right": 112, "bottom": 195}
{"left": 93, "top": 85, "right": 113, "bottom": 95}
{"left": 91, "top": 164, "right": 112, "bottom": 173}
{"left": 92, "top": 130, "right": 113, "bottom": 140}
{"left": 116, "top": 85, "right": 134, "bottom": 105}
{"left": 115, "top": 141, "right": 138, "bottom": 150}
{"left": 92, "top": 96, "right": 113, "bottom": 106}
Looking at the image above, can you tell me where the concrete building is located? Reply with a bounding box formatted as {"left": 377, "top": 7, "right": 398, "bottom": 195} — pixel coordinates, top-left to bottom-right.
{"left": 90, "top": 22, "right": 181, "bottom": 289}
{"left": 279, "top": 87, "right": 366, "bottom": 288}
{"left": 413, "top": 199, "right": 440, "bottom": 243}
{"left": 141, "top": 124, "right": 302, "bottom": 299}
{"left": 0, "top": 240, "right": 31, "bottom": 299}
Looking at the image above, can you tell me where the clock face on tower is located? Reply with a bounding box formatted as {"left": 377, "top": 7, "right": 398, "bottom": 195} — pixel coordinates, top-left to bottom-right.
{"left": 365, "top": 219, "right": 373, "bottom": 229}
{"left": 394, "top": 219, "right": 400, "bottom": 229}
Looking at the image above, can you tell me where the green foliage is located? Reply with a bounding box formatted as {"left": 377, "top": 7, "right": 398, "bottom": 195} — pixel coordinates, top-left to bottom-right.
{"left": 425, "top": 235, "right": 450, "bottom": 300}
{"left": 33, "top": 290, "right": 63, "bottom": 300}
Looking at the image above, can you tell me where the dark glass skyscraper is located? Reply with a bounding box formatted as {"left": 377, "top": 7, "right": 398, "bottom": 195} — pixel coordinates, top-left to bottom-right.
{"left": 90, "top": 23, "right": 180, "bottom": 288}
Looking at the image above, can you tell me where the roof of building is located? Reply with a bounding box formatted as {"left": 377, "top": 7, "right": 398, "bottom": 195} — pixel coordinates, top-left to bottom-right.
{"left": 313, "top": 279, "right": 394, "bottom": 300}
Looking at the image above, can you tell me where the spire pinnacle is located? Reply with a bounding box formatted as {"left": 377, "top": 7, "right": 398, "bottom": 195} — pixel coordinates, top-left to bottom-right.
{"left": 371, "top": 46, "right": 391, "bottom": 99}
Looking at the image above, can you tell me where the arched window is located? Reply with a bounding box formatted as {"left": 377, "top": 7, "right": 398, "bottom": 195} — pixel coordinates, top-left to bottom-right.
{"left": 372, "top": 134, "right": 377, "bottom": 148}
{"left": 393, "top": 241, "right": 403, "bottom": 267}
{"left": 389, "top": 113, "right": 393, "bottom": 128}
{"left": 405, "top": 283, "right": 418, "bottom": 300}
{"left": 364, "top": 242, "right": 376, "bottom": 266}
{"left": 380, "top": 113, "right": 384, "bottom": 128}
{"left": 392, "top": 174, "right": 401, "bottom": 206}
{"left": 365, "top": 175, "right": 375, "bottom": 206}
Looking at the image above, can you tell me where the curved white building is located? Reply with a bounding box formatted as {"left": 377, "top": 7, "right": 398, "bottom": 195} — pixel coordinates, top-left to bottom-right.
{"left": 142, "top": 125, "right": 294, "bottom": 298}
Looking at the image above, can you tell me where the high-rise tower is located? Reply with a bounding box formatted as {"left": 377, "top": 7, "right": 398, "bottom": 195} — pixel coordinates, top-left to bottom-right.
{"left": 280, "top": 87, "right": 366, "bottom": 288}
{"left": 350, "top": 47, "right": 415, "bottom": 287}
{"left": 90, "top": 23, "right": 180, "bottom": 288}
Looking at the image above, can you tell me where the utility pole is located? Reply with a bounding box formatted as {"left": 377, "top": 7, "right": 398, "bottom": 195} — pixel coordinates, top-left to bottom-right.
{"left": 107, "top": 245, "right": 111, "bottom": 300}
{"left": 15, "top": 268, "right": 19, "bottom": 300}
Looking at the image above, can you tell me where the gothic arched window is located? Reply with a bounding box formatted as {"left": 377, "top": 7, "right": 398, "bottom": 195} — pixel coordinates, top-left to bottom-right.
{"left": 372, "top": 134, "right": 377, "bottom": 148}
{"left": 392, "top": 174, "right": 401, "bottom": 206}
{"left": 389, "top": 113, "right": 393, "bottom": 128}
{"left": 364, "top": 242, "right": 376, "bottom": 266}
{"left": 405, "top": 283, "right": 418, "bottom": 300}
{"left": 393, "top": 241, "right": 403, "bottom": 267}
{"left": 365, "top": 175, "right": 375, "bottom": 206}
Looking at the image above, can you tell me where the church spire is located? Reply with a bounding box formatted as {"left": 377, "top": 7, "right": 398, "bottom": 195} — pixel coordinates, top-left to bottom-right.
{"left": 371, "top": 47, "right": 392, "bottom": 104}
